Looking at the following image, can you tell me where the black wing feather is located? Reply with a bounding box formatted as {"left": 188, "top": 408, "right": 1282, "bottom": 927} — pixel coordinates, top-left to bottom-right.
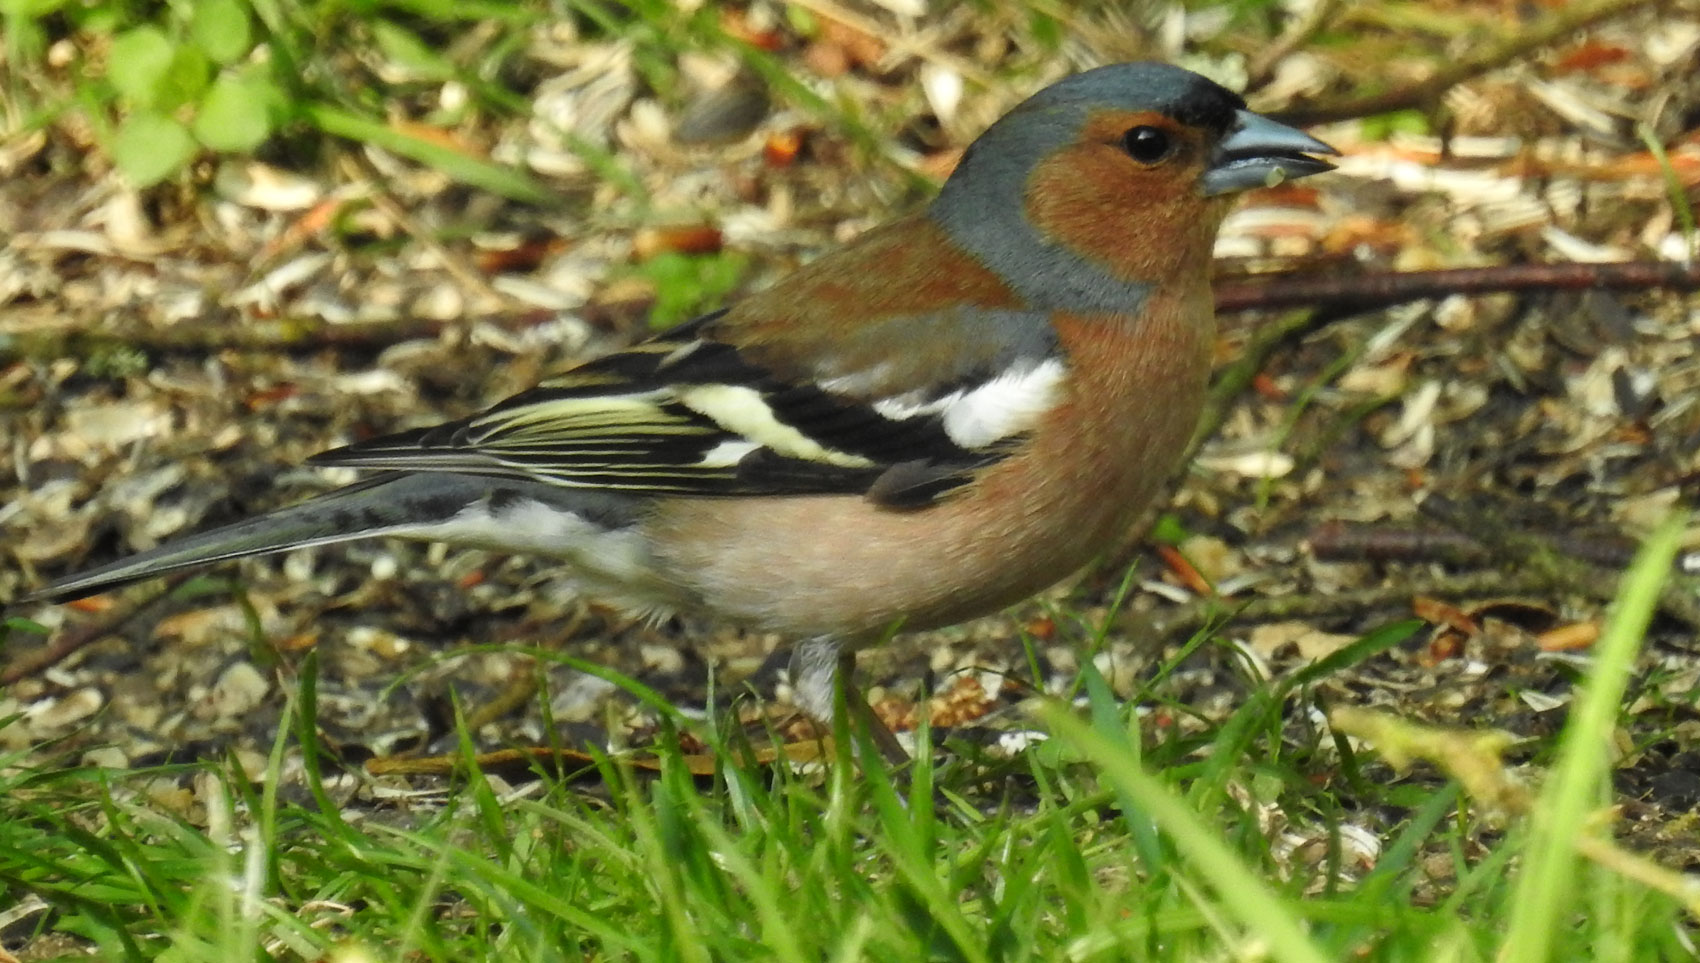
{"left": 311, "top": 309, "right": 1052, "bottom": 503}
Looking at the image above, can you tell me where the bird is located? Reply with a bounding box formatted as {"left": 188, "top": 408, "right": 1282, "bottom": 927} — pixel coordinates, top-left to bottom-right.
{"left": 21, "top": 62, "right": 1335, "bottom": 755}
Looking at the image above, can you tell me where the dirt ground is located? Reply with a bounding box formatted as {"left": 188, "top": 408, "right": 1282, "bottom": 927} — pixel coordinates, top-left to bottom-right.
{"left": 3, "top": 3, "right": 1700, "bottom": 854}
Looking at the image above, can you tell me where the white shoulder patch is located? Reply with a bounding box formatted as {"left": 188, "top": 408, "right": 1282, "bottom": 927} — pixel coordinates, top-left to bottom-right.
{"left": 872, "top": 358, "right": 1066, "bottom": 450}
{"left": 942, "top": 358, "right": 1067, "bottom": 448}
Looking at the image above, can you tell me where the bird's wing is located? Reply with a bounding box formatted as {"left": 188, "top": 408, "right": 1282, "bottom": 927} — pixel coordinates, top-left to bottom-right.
{"left": 310, "top": 307, "right": 1067, "bottom": 507}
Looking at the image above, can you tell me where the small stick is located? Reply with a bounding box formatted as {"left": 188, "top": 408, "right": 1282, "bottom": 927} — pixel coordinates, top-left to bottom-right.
{"left": 1214, "top": 261, "right": 1700, "bottom": 315}
{"left": 1147, "top": 569, "right": 1555, "bottom": 641}
{"left": 1, "top": 575, "right": 193, "bottom": 686}
{"left": 1305, "top": 520, "right": 1647, "bottom": 572}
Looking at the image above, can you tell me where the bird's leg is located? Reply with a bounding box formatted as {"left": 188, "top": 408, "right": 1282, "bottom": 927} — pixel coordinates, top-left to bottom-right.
{"left": 788, "top": 636, "right": 908, "bottom": 764}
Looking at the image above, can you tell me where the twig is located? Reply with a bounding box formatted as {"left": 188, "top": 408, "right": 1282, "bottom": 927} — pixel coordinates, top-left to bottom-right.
{"left": 1173, "top": 258, "right": 1700, "bottom": 503}
{"left": 1274, "top": 0, "right": 1664, "bottom": 125}
{"left": 462, "top": 607, "right": 591, "bottom": 731}
{"left": 5, "top": 262, "right": 1697, "bottom": 362}
{"left": 1146, "top": 569, "right": 1555, "bottom": 642}
{"left": 1213, "top": 260, "right": 1700, "bottom": 315}
{"left": 3, "top": 316, "right": 475, "bottom": 356}
{"left": 363, "top": 737, "right": 829, "bottom": 777}
{"left": 1, "top": 575, "right": 192, "bottom": 686}
{"left": 0, "top": 299, "right": 652, "bottom": 360}
{"left": 1308, "top": 519, "right": 1700, "bottom": 625}
{"left": 1163, "top": 259, "right": 1700, "bottom": 512}
{"left": 1418, "top": 494, "right": 1700, "bottom": 629}
{"left": 1306, "top": 520, "right": 1650, "bottom": 571}
{"left": 782, "top": 0, "right": 997, "bottom": 87}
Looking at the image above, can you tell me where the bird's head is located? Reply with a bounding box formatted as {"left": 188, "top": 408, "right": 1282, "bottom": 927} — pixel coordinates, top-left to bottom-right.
{"left": 931, "top": 63, "right": 1336, "bottom": 311}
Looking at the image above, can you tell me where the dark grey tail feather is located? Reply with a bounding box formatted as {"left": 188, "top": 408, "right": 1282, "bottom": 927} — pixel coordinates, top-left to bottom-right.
{"left": 21, "top": 472, "right": 634, "bottom": 605}
{"left": 21, "top": 473, "right": 459, "bottom": 603}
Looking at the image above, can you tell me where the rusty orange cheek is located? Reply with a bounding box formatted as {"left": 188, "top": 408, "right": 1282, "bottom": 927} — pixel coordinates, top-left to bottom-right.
{"left": 1023, "top": 145, "right": 1203, "bottom": 280}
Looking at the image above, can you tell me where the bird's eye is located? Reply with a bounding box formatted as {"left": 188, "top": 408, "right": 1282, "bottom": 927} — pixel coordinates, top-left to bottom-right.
{"left": 1121, "top": 126, "right": 1173, "bottom": 164}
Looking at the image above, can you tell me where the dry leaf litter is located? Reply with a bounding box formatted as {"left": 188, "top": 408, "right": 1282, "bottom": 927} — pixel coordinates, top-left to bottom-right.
{"left": 4, "top": 0, "right": 1700, "bottom": 888}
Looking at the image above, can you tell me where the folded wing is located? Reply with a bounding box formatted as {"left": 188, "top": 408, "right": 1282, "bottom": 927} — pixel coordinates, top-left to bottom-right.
{"left": 312, "top": 308, "right": 1068, "bottom": 508}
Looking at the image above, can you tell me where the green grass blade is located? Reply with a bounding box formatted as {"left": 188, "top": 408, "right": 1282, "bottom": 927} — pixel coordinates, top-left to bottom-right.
{"left": 1499, "top": 512, "right": 1687, "bottom": 961}
{"left": 1039, "top": 702, "right": 1333, "bottom": 963}
{"left": 302, "top": 102, "right": 553, "bottom": 205}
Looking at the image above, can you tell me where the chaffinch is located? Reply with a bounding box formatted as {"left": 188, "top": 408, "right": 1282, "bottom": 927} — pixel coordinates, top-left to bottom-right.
{"left": 26, "top": 63, "right": 1335, "bottom": 750}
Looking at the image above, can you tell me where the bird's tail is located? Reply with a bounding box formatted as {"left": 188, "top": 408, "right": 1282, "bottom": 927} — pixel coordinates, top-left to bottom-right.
{"left": 20, "top": 472, "right": 625, "bottom": 605}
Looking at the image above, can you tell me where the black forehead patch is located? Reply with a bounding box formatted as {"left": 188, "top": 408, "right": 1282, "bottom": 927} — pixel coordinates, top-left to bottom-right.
{"left": 1020, "top": 62, "right": 1245, "bottom": 135}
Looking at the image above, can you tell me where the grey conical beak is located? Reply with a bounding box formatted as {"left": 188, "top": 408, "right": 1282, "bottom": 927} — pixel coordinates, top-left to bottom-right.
{"left": 1201, "top": 109, "right": 1338, "bottom": 196}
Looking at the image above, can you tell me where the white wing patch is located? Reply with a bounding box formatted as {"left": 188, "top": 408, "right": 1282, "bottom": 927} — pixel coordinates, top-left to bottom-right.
{"left": 677, "top": 383, "right": 876, "bottom": 468}
{"left": 817, "top": 362, "right": 894, "bottom": 396}
{"left": 872, "top": 358, "right": 1066, "bottom": 450}
{"left": 696, "top": 439, "right": 760, "bottom": 468}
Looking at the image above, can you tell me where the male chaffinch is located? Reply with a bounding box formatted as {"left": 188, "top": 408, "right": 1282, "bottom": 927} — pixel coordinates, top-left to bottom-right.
{"left": 25, "top": 63, "right": 1335, "bottom": 748}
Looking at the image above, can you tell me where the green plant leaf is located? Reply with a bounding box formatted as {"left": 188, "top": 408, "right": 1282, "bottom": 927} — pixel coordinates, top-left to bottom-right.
{"left": 2, "top": 0, "right": 80, "bottom": 16}
{"left": 2, "top": 615, "right": 48, "bottom": 637}
{"left": 377, "top": 0, "right": 537, "bottom": 22}
{"left": 107, "top": 26, "right": 176, "bottom": 107}
{"left": 112, "top": 112, "right": 196, "bottom": 186}
{"left": 371, "top": 20, "right": 454, "bottom": 80}
{"left": 1361, "top": 109, "right": 1431, "bottom": 140}
{"left": 635, "top": 250, "right": 749, "bottom": 328}
{"left": 159, "top": 43, "right": 211, "bottom": 111}
{"left": 190, "top": 0, "right": 252, "bottom": 64}
{"left": 192, "top": 69, "right": 279, "bottom": 152}
{"left": 68, "top": 2, "right": 121, "bottom": 32}
{"left": 1, "top": 10, "right": 48, "bottom": 60}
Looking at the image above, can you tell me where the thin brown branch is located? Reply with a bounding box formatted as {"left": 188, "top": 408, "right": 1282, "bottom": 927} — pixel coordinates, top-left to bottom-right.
{"left": 1145, "top": 569, "right": 1556, "bottom": 641}
{"left": 1, "top": 575, "right": 192, "bottom": 686}
{"left": 1419, "top": 494, "right": 1700, "bottom": 629}
{"left": 1171, "top": 259, "right": 1700, "bottom": 521}
{"left": 462, "top": 607, "right": 592, "bottom": 730}
{"left": 363, "top": 736, "right": 831, "bottom": 778}
{"left": 782, "top": 0, "right": 997, "bottom": 86}
{"left": 337, "top": 155, "right": 510, "bottom": 308}
{"left": 1149, "top": 518, "right": 1700, "bottom": 639}
{"left": 1274, "top": 0, "right": 1666, "bottom": 125}
{"left": 1213, "top": 260, "right": 1700, "bottom": 315}
{"left": 5, "top": 261, "right": 1697, "bottom": 362}
{"left": 0, "top": 299, "right": 653, "bottom": 360}
{"left": 1305, "top": 520, "right": 1651, "bottom": 571}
